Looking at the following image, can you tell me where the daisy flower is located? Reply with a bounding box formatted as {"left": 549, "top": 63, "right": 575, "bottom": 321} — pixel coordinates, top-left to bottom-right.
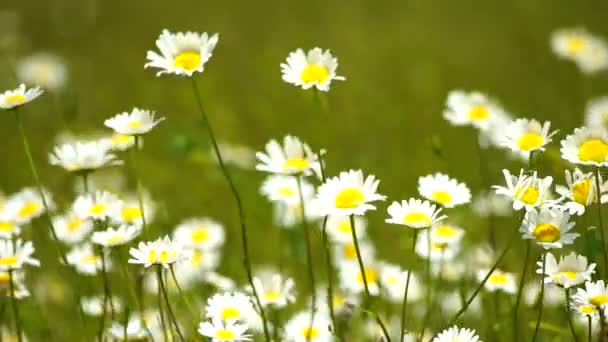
{"left": 551, "top": 28, "right": 608, "bottom": 74}
{"left": 429, "top": 223, "right": 465, "bottom": 245}
{"left": 385, "top": 198, "right": 446, "bottom": 229}
{"left": 415, "top": 229, "right": 461, "bottom": 262}
{"left": 173, "top": 217, "right": 225, "bottom": 251}
{"left": 284, "top": 311, "right": 333, "bottom": 342}
{"left": 260, "top": 175, "right": 315, "bottom": 205}
{"left": 173, "top": 248, "right": 221, "bottom": 287}
{"left": 0, "top": 216, "right": 20, "bottom": 239}
{"left": 538, "top": 252, "right": 595, "bottom": 288}
{"left": 443, "top": 90, "right": 509, "bottom": 131}
{"left": 432, "top": 325, "right": 481, "bottom": 342}
{"left": 280, "top": 47, "right": 345, "bottom": 91}
{"left": 585, "top": 97, "right": 608, "bottom": 134}
{"left": 198, "top": 317, "right": 251, "bottom": 342}
{"left": 500, "top": 119, "right": 556, "bottom": 157}
{"left": 248, "top": 271, "right": 296, "bottom": 308}
{"left": 81, "top": 296, "right": 122, "bottom": 316}
{"left": 523, "top": 281, "right": 565, "bottom": 307}
{"left": 206, "top": 272, "right": 237, "bottom": 291}
{"left": 493, "top": 169, "right": 553, "bottom": 211}
{"left": 0, "top": 84, "right": 43, "bottom": 109}
{"left": 128, "top": 236, "right": 186, "bottom": 268}
{"left": 104, "top": 108, "right": 165, "bottom": 136}
{"left": 418, "top": 173, "right": 471, "bottom": 208}
{"left": 560, "top": 127, "right": 608, "bottom": 167}
{"left": 334, "top": 240, "right": 375, "bottom": 266}
{"left": 273, "top": 198, "right": 323, "bottom": 228}
{"left": 379, "top": 263, "right": 422, "bottom": 303}
{"left": 479, "top": 269, "right": 516, "bottom": 294}
{"left": 115, "top": 194, "right": 155, "bottom": 226}
{"left": 106, "top": 133, "right": 136, "bottom": 151}
{"left": 520, "top": 207, "right": 578, "bottom": 249}
{"left": 555, "top": 168, "right": 605, "bottom": 216}
{"left": 91, "top": 225, "right": 141, "bottom": 247}
{"left": 2, "top": 188, "right": 53, "bottom": 225}
{"left": 325, "top": 215, "right": 366, "bottom": 244}
{"left": 471, "top": 191, "right": 513, "bottom": 218}
{"left": 66, "top": 244, "right": 104, "bottom": 275}
{"left": 205, "top": 292, "right": 254, "bottom": 322}
{"left": 108, "top": 318, "right": 149, "bottom": 341}
{"left": 145, "top": 29, "right": 219, "bottom": 77}
{"left": 255, "top": 135, "right": 319, "bottom": 176}
{"left": 0, "top": 239, "right": 39, "bottom": 271}
{"left": 52, "top": 211, "right": 94, "bottom": 244}
{"left": 17, "top": 53, "right": 67, "bottom": 91}
{"left": 0, "top": 272, "right": 30, "bottom": 299}
{"left": 339, "top": 262, "right": 380, "bottom": 295}
{"left": 573, "top": 280, "right": 608, "bottom": 308}
{"left": 571, "top": 299, "right": 599, "bottom": 318}
{"left": 316, "top": 170, "right": 386, "bottom": 216}
{"left": 49, "top": 140, "right": 121, "bottom": 173}
{"left": 72, "top": 191, "right": 122, "bottom": 221}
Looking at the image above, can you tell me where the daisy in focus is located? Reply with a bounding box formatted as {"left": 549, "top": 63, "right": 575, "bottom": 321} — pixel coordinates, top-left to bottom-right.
{"left": 418, "top": 173, "right": 471, "bottom": 208}
{"left": 256, "top": 135, "right": 319, "bottom": 176}
{"left": 145, "top": 29, "right": 219, "bottom": 77}
{"left": 432, "top": 325, "right": 481, "bottom": 342}
{"left": 500, "top": 119, "right": 556, "bottom": 158}
{"left": 479, "top": 269, "right": 516, "bottom": 294}
{"left": 386, "top": 198, "right": 446, "bottom": 229}
{"left": 104, "top": 108, "right": 165, "bottom": 136}
{"left": 0, "top": 239, "right": 39, "bottom": 271}
{"left": 128, "top": 236, "right": 186, "bottom": 268}
{"left": 281, "top": 47, "right": 345, "bottom": 91}
{"left": 49, "top": 140, "right": 121, "bottom": 173}
{"left": 520, "top": 207, "right": 578, "bottom": 249}
{"left": 561, "top": 127, "right": 608, "bottom": 167}
{"left": 198, "top": 317, "right": 251, "bottom": 342}
{"left": 539, "top": 252, "right": 595, "bottom": 288}
{"left": 443, "top": 90, "right": 509, "bottom": 131}
{"left": 555, "top": 168, "right": 604, "bottom": 216}
{"left": 572, "top": 280, "right": 608, "bottom": 308}
{"left": 16, "top": 52, "right": 67, "bottom": 91}
{"left": 316, "top": 169, "right": 385, "bottom": 216}
{"left": 494, "top": 169, "right": 553, "bottom": 211}
{"left": 0, "top": 84, "right": 43, "bottom": 109}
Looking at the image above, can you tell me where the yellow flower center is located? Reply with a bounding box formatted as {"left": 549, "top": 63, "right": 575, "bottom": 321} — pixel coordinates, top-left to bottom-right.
{"left": 129, "top": 120, "right": 143, "bottom": 128}
{"left": 19, "top": 202, "right": 39, "bottom": 218}
{"left": 191, "top": 228, "right": 209, "bottom": 243}
{"left": 403, "top": 212, "right": 430, "bottom": 225}
{"left": 0, "top": 272, "right": 9, "bottom": 284}
{"left": 107, "top": 235, "right": 125, "bottom": 244}
{"left": 301, "top": 64, "right": 330, "bottom": 84}
{"left": 80, "top": 255, "right": 98, "bottom": 264}
{"left": 337, "top": 220, "right": 352, "bottom": 233}
{"left": 573, "top": 179, "right": 593, "bottom": 205}
{"left": 386, "top": 275, "right": 398, "bottom": 285}
{"left": 334, "top": 188, "right": 365, "bottom": 209}
{"left": 517, "top": 132, "right": 544, "bottom": 151}
{"left": 159, "top": 250, "right": 170, "bottom": 263}
{"left": 302, "top": 327, "right": 320, "bottom": 339}
{"left": 0, "top": 222, "right": 14, "bottom": 233}
{"left": 557, "top": 271, "right": 578, "bottom": 279}
{"left": 148, "top": 250, "right": 157, "bottom": 263}
{"left": 4, "top": 94, "right": 26, "bottom": 105}
{"left": 580, "top": 305, "right": 596, "bottom": 314}
{"left": 173, "top": 51, "right": 201, "bottom": 72}
{"left": 191, "top": 250, "right": 203, "bottom": 265}
{"left": 488, "top": 273, "right": 508, "bottom": 285}
{"left": 0, "top": 256, "right": 18, "bottom": 267}
{"left": 333, "top": 294, "right": 345, "bottom": 308}
{"left": 432, "top": 191, "right": 452, "bottom": 205}
{"left": 283, "top": 157, "right": 310, "bottom": 171}
{"left": 220, "top": 307, "right": 241, "bottom": 320}
{"left": 264, "top": 291, "right": 281, "bottom": 301}
{"left": 278, "top": 187, "right": 295, "bottom": 197}
{"left": 515, "top": 186, "right": 539, "bottom": 205}
{"left": 112, "top": 134, "right": 133, "bottom": 145}
{"left": 215, "top": 329, "right": 236, "bottom": 340}
{"left": 532, "top": 223, "right": 561, "bottom": 243}
{"left": 89, "top": 203, "right": 107, "bottom": 215}
{"left": 432, "top": 243, "right": 447, "bottom": 251}
{"left": 567, "top": 36, "right": 585, "bottom": 55}
{"left": 468, "top": 106, "right": 489, "bottom": 121}
{"left": 122, "top": 207, "right": 142, "bottom": 222}
{"left": 342, "top": 243, "right": 357, "bottom": 259}
{"left": 579, "top": 139, "right": 608, "bottom": 163}
{"left": 435, "top": 225, "right": 457, "bottom": 238}
{"left": 590, "top": 295, "right": 608, "bottom": 306}
{"left": 67, "top": 218, "right": 83, "bottom": 232}
{"left": 357, "top": 268, "right": 377, "bottom": 284}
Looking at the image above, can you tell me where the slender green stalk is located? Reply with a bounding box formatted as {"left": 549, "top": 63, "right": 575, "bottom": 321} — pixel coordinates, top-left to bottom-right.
{"left": 348, "top": 215, "right": 392, "bottom": 342}
{"left": 601, "top": 308, "right": 606, "bottom": 342}
{"left": 169, "top": 265, "right": 197, "bottom": 320}
{"left": 156, "top": 270, "right": 169, "bottom": 342}
{"left": 98, "top": 247, "right": 113, "bottom": 341}
{"left": 190, "top": 77, "right": 270, "bottom": 341}
{"left": 532, "top": 253, "right": 546, "bottom": 342}
{"left": 296, "top": 175, "right": 317, "bottom": 342}
{"left": 81, "top": 172, "right": 90, "bottom": 193}
{"left": 122, "top": 306, "right": 130, "bottom": 342}
{"left": 400, "top": 229, "right": 419, "bottom": 342}
{"left": 131, "top": 136, "right": 149, "bottom": 237}
{"left": 512, "top": 239, "right": 531, "bottom": 340}
{"left": 8, "top": 270, "right": 22, "bottom": 342}
{"left": 594, "top": 167, "right": 608, "bottom": 277}
{"left": 157, "top": 266, "right": 185, "bottom": 341}
{"left": 419, "top": 231, "right": 433, "bottom": 339}
{"left": 588, "top": 315, "right": 592, "bottom": 342}
{"left": 565, "top": 288, "right": 579, "bottom": 342}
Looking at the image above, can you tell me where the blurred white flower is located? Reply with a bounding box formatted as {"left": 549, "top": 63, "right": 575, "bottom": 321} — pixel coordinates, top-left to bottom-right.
{"left": 17, "top": 53, "right": 67, "bottom": 91}
{"left": 49, "top": 140, "right": 121, "bottom": 173}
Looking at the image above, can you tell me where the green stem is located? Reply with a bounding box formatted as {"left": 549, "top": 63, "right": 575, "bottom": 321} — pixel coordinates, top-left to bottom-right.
{"left": 169, "top": 265, "right": 197, "bottom": 321}
{"left": 588, "top": 315, "right": 592, "bottom": 342}
{"left": 400, "top": 229, "right": 418, "bottom": 342}
{"left": 8, "top": 270, "right": 22, "bottom": 342}
{"left": 156, "top": 270, "right": 169, "bottom": 342}
{"left": 565, "top": 288, "right": 579, "bottom": 342}
{"left": 513, "top": 239, "right": 531, "bottom": 341}
{"left": 419, "top": 230, "right": 433, "bottom": 340}
{"left": 322, "top": 215, "right": 339, "bottom": 339}
{"left": 348, "top": 215, "right": 392, "bottom": 342}
{"left": 132, "top": 136, "right": 149, "bottom": 238}
{"left": 532, "top": 253, "right": 546, "bottom": 342}
{"left": 122, "top": 306, "right": 130, "bottom": 342}
{"left": 98, "top": 247, "right": 113, "bottom": 341}
{"left": 81, "top": 172, "right": 90, "bottom": 193}
{"left": 190, "top": 77, "right": 271, "bottom": 342}
{"left": 157, "top": 267, "right": 185, "bottom": 341}
{"left": 595, "top": 167, "right": 608, "bottom": 278}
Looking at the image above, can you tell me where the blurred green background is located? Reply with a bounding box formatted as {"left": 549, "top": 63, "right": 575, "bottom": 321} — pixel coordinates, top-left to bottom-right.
{"left": 1, "top": 0, "right": 608, "bottom": 340}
